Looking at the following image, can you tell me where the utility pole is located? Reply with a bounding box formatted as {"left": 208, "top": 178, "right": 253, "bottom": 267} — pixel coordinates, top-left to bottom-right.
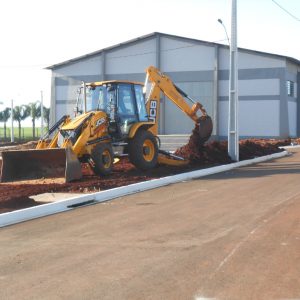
{"left": 11, "top": 99, "right": 14, "bottom": 143}
{"left": 40, "top": 91, "right": 44, "bottom": 138}
{"left": 0, "top": 102, "right": 3, "bottom": 139}
{"left": 228, "top": 0, "right": 239, "bottom": 161}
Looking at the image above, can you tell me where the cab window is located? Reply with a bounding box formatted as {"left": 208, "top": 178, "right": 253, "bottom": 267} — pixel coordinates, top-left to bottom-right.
{"left": 134, "top": 84, "right": 148, "bottom": 121}
{"left": 86, "top": 86, "right": 108, "bottom": 113}
{"left": 117, "top": 84, "right": 136, "bottom": 116}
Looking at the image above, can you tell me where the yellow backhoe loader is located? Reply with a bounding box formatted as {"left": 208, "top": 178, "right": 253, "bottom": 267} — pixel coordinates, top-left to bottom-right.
{"left": 0, "top": 66, "right": 213, "bottom": 182}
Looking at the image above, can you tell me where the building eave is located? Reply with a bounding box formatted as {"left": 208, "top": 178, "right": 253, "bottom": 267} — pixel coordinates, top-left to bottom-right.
{"left": 45, "top": 32, "right": 300, "bottom": 70}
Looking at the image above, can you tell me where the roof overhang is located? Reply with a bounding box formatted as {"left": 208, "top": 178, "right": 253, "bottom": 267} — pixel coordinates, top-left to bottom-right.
{"left": 46, "top": 32, "right": 300, "bottom": 70}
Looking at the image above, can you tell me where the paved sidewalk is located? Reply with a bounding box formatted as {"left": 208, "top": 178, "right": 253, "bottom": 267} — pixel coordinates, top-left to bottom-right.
{"left": 0, "top": 148, "right": 300, "bottom": 300}
{"left": 158, "top": 134, "right": 189, "bottom": 151}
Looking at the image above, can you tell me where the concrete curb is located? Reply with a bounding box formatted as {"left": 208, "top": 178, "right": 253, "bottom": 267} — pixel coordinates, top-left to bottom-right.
{"left": 0, "top": 150, "right": 289, "bottom": 228}
{"left": 279, "top": 145, "right": 300, "bottom": 149}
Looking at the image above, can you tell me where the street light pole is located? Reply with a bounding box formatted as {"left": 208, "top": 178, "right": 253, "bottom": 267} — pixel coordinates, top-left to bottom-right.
{"left": 228, "top": 0, "right": 239, "bottom": 161}
{"left": 217, "top": 19, "right": 230, "bottom": 45}
{"left": 11, "top": 99, "right": 14, "bottom": 143}
{"left": 40, "top": 91, "right": 44, "bottom": 138}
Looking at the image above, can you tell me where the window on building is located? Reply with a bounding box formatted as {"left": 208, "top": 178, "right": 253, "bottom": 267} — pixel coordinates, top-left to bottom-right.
{"left": 286, "top": 80, "right": 295, "bottom": 97}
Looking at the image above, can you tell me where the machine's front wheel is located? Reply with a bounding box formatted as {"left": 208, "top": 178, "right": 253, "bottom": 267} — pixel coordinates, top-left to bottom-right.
{"left": 128, "top": 130, "right": 158, "bottom": 170}
{"left": 89, "top": 143, "right": 114, "bottom": 176}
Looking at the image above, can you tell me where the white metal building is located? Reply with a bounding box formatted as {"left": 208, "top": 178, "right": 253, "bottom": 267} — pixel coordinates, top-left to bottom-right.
{"left": 47, "top": 32, "right": 300, "bottom": 139}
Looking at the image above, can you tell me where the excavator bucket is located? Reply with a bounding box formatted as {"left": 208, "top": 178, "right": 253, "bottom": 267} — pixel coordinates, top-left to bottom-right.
{"left": 197, "top": 115, "right": 213, "bottom": 144}
{"left": 0, "top": 148, "right": 82, "bottom": 183}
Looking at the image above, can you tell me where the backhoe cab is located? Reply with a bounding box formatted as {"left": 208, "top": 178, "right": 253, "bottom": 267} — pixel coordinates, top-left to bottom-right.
{"left": 76, "top": 81, "right": 150, "bottom": 139}
{"left": 0, "top": 66, "right": 212, "bottom": 183}
{"left": 77, "top": 80, "right": 159, "bottom": 171}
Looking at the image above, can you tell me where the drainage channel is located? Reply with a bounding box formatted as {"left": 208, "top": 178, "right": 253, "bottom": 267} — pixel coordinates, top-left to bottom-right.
{"left": 67, "top": 199, "right": 97, "bottom": 208}
{"left": 0, "top": 150, "right": 289, "bottom": 228}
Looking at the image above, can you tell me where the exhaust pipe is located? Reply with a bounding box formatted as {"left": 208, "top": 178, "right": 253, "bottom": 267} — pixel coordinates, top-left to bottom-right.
{"left": 0, "top": 148, "right": 82, "bottom": 183}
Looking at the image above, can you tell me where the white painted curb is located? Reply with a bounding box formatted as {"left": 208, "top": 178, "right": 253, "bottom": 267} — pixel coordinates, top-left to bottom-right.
{"left": 279, "top": 145, "right": 300, "bottom": 149}
{"left": 0, "top": 150, "right": 289, "bottom": 228}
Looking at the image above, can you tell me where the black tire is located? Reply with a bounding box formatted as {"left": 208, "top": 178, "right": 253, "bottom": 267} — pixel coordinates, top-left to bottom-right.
{"left": 89, "top": 143, "right": 114, "bottom": 176}
{"left": 128, "top": 130, "right": 158, "bottom": 170}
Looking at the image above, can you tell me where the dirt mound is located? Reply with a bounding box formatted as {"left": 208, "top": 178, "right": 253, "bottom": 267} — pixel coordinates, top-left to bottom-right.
{"left": 239, "top": 139, "right": 284, "bottom": 160}
{"left": 289, "top": 138, "right": 300, "bottom": 146}
{"left": 175, "top": 125, "right": 285, "bottom": 164}
{"left": 0, "top": 141, "right": 37, "bottom": 155}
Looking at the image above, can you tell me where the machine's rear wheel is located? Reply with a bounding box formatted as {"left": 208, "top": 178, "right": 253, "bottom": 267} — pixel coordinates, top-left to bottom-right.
{"left": 89, "top": 143, "right": 114, "bottom": 176}
{"left": 128, "top": 129, "right": 158, "bottom": 170}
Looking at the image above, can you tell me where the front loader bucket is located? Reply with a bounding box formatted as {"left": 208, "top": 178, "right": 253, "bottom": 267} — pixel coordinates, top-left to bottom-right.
{"left": 0, "top": 148, "right": 82, "bottom": 183}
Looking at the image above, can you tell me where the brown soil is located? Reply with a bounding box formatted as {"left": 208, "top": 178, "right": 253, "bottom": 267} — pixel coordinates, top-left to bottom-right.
{"left": 0, "top": 134, "right": 297, "bottom": 214}
{"left": 174, "top": 125, "right": 289, "bottom": 164}
{"left": 0, "top": 141, "right": 38, "bottom": 154}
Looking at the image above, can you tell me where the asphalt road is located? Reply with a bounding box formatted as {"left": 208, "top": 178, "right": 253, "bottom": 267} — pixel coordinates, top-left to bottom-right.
{"left": 1, "top": 148, "right": 300, "bottom": 300}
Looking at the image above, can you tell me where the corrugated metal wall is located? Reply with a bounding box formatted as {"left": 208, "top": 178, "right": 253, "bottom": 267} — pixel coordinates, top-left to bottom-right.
{"left": 218, "top": 48, "right": 286, "bottom": 138}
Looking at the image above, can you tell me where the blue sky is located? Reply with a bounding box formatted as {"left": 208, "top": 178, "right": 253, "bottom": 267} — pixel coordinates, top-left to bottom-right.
{"left": 0, "top": 0, "right": 299, "bottom": 113}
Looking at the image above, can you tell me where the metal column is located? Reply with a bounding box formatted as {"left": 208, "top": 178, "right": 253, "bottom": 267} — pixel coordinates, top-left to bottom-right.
{"left": 10, "top": 99, "right": 14, "bottom": 142}
{"left": 213, "top": 45, "right": 219, "bottom": 138}
{"left": 228, "top": 0, "right": 239, "bottom": 161}
{"left": 297, "top": 72, "right": 300, "bottom": 136}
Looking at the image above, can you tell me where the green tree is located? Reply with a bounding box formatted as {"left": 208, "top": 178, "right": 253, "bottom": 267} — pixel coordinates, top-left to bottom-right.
{"left": 30, "top": 102, "right": 41, "bottom": 139}
{"left": 0, "top": 107, "right": 11, "bottom": 139}
{"left": 13, "top": 105, "right": 30, "bottom": 140}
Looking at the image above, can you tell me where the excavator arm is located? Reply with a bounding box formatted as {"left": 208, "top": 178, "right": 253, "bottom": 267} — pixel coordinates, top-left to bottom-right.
{"left": 144, "top": 66, "right": 213, "bottom": 142}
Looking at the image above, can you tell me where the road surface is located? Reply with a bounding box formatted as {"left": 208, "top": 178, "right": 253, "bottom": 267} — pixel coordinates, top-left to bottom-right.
{"left": 0, "top": 148, "right": 300, "bottom": 300}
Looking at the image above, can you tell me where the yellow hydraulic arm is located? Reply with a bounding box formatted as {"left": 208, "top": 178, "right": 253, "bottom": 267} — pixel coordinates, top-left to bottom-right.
{"left": 36, "top": 115, "right": 72, "bottom": 149}
{"left": 144, "top": 66, "right": 209, "bottom": 136}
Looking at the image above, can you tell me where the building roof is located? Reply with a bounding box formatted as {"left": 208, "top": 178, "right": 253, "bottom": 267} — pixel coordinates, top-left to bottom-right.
{"left": 46, "top": 32, "right": 300, "bottom": 70}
